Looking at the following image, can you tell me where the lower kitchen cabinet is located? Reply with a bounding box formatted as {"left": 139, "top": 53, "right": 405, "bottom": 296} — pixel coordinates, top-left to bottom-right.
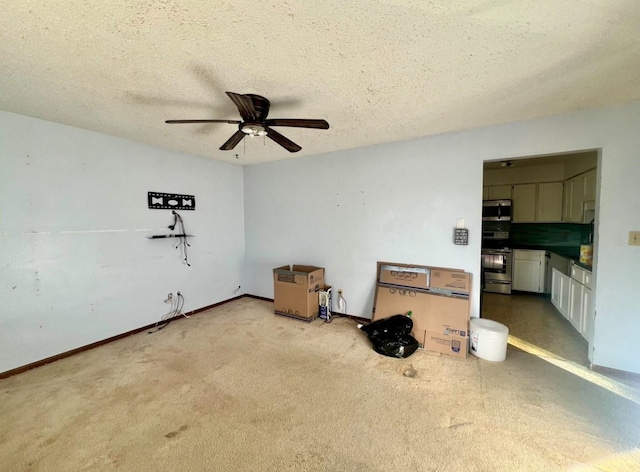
{"left": 551, "top": 264, "right": 593, "bottom": 342}
{"left": 551, "top": 268, "right": 570, "bottom": 316}
{"left": 512, "top": 250, "right": 545, "bottom": 293}
{"left": 581, "top": 286, "right": 594, "bottom": 344}
{"left": 568, "top": 278, "right": 583, "bottom": 331}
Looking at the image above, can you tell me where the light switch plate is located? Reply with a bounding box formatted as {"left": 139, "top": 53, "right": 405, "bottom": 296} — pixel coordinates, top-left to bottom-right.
{"left": 629, "top": 231, "right": 640, "bottom": 246}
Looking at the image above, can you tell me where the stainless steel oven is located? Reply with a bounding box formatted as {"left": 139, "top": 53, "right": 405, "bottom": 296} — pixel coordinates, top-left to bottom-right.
{"left": 481, "top": 249, "right": 512, "bottom": 294}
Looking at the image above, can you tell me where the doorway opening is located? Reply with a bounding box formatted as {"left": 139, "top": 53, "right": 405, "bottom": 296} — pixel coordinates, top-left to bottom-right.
{"left": 480, "top": 149, "right": 599, "bottom": 366}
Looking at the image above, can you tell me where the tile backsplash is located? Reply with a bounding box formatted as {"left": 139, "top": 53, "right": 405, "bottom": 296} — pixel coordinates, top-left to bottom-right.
{"left": 511, "top": 223, "right": 592, "bottom": 247}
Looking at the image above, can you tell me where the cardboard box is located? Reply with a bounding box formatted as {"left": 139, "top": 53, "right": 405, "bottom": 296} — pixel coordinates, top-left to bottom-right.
{"left": 273, "top": 265, "right": 324, "bottom": 320}
{"left": 378, "top": 263, "right": 430, "bottom": 290}
{"left": 429, "top": 267, "right": 471, "bottom": 295}
{"left": 425, "top": 293, "right": 470, "bottom": 338}
{"left": 373, "top": 283, "right": 428, "bottom": 341}
{"left": 372, "top": 261, "right": 472, "bottom": 357}
{"left": 424, "top": 331, "right": 469, "bottom": 358}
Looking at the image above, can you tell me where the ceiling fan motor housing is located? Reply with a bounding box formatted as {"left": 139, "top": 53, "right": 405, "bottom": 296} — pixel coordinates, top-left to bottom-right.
{"left": 245, "top": 94, "right": 271, "bottom": 121}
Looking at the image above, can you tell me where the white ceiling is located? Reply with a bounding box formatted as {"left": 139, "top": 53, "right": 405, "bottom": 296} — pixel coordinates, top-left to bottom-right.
{"left": 2, "top": 1, "right": 639, "bottom": 165}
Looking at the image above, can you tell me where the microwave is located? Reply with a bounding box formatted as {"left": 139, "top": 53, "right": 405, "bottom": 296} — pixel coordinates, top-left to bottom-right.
{"left": 483, "top": 200, "right": 512, "bottom": 221}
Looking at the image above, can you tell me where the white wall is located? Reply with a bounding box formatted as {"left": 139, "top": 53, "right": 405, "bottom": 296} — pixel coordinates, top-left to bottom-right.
{"left": 244, "top": 101, "right": 640, "bottom": 374}
{"left": 0, "top": 111, "right": 245, "bottom": 373}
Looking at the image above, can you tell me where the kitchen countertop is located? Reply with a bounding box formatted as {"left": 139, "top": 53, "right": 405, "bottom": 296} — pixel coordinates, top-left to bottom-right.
{"left": 571, "top": 260, "right": 593, "bottom": 272}
{"left": 512, "top": 245, "right": 593, "bottom": 272}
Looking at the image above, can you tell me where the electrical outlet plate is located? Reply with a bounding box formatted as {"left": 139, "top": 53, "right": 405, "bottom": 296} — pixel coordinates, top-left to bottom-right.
{"left": 629, "top": 231, "right": 640, "bottom": 246}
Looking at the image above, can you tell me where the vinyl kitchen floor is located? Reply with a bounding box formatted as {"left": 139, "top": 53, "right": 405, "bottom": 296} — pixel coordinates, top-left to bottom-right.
{"left": 481, "top": 292, "right": 640, "bottom": 392}
{"left": 481, "top": 292, "right": 589, "bottom": 365}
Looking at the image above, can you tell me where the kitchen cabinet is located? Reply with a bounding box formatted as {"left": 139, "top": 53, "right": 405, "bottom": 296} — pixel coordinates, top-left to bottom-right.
{"left": 568, "top": 278, "right": 583, "bottom": 331}
{"left": 570, "top": 263, "right": 595, "bottom": 341}
{"left": 483, "top": 185, "right": 512, "bottom": 200}
{"left": 536, "top": 182, "right": 563, "bottom": 222}
{"left": 551, "top": 268, "right": 562, "bottom": 307}
{"left": 563, "top": 169, "right": 596, "bottom": 223}
{"left": 551, "top": 268, "right": 570, "bottom": 317}
{"left": 546, "top": 252, "right": 570, "bottom": 294}
{"left": 512, "top": 184, "right": 536, "bottom": 222}
{"left": 552, "top": 262, "right": 594, "bottom": 342}
{"left": 512, "top": 182, "right": 563, "bottom": 223}
{"left": 583, "top": 169, "right": 596, "bottom": 201}
{"left": 581, "top": 286, "right": 594, "bottom": 344}
{"left": 563, "top": 179, "right": 583, "bottom": 223}
{"left": 512, "top": 250, "right": 546, "bottom": 293}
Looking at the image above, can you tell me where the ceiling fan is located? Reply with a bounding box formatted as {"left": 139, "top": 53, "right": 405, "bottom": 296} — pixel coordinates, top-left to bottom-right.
{"left": 165, "top": 92, "right": 329, "bottom": 153}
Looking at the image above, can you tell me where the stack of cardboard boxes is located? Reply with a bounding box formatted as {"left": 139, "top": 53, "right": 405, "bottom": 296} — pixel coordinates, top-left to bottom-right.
{"left": 373, "top": 262, "right": 471, "bottom": 358}
{"left": 270, "top": 262, "right": 471, "bottom": 359}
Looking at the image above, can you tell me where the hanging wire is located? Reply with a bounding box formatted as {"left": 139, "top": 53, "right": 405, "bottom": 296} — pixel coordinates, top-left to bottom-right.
{"left": 171, "top": 211, "right": 191, "bottom": 266}
{"left": 148, "top": 292, "right": 186, "bottom": 334}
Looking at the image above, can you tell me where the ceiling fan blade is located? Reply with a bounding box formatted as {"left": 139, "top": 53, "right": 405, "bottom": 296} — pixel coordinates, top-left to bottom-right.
{"left": 220, "top": 130, "right": 246, "bottom": 151}
{"left": 265, "top": 119, "right": 329, "bottom": 129}
{"left": 267, "top": 128, "right": 302, "bottom": 153}
{"left": 226, "top": 92, "right": 258, "bottom": 121}
{"left": 165, "top": 119, "right": 241, "bottom": 124}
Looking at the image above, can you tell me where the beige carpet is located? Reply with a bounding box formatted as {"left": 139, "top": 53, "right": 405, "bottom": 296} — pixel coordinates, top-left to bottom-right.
{"left": 1, "top": 297, "right": 639, "bottom": 471}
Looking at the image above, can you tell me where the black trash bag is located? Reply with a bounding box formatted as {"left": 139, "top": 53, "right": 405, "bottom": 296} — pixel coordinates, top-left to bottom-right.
{"left": 360, "top": 314, "right": 413, "bottom": 338}
{"left": 370, "top": 333, "right": 420, "bottom": 358}
{"left": 360, "top": 315, "right": 419, "bottom": 358}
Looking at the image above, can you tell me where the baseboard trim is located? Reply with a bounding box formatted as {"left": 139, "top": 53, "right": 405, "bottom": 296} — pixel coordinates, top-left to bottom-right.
{"left": 0, "top": 294, "right": 245, "bottom": 380}
{"left": 590, "top": 363, "right": 640, "bottom": 380}
{"left": 336, "top": 313, "right": 370, "bottom": 323}
{"left": 244, "top": 294, "right": 274, "bottom": 302}
{"left": 0, "top": 294, "right": 371, "bottom": 380}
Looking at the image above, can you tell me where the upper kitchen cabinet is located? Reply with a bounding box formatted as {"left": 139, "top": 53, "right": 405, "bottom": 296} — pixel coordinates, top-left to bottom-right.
{"left": 583, "top": 169, "right": 596, "bottom": 201}
{"left": 483, "top": 185, "right": 512, "bottom": 201}
{"left": 563, "top": 168, "right": 596, "bottom": 223}
{"left": 512, "top": 182, "right": 563, "bottom": 223}
{"left": 536, "top": 182, "right": 564, "bottom": 222}
{"left": 512, "top": 184, "right": 536, "bottom": 222}
{"left": 488, "top": 185, "right": 512, "bottom": 200}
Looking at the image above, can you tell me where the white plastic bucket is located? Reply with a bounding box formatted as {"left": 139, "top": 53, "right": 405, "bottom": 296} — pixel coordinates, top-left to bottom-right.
{"left": 470, "top": 318, "right": 509, "bottom": 362}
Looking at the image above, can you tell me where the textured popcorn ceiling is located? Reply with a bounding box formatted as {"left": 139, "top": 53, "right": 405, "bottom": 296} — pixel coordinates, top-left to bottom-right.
{"left": 1, "top": 1, "right": 639, "bottom": 165}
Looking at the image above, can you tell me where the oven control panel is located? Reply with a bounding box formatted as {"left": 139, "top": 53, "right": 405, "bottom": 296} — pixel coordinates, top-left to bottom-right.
{"left": 483, "top": 231, "right": 509, "bottom": 240}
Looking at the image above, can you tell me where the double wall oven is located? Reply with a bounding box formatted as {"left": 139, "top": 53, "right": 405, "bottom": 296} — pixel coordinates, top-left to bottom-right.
{"left": 481, "top": 209, "right": 512, "bottom": 294}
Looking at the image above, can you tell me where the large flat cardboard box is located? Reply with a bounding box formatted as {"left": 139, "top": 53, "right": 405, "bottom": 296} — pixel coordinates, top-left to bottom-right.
{"left": 378, "top": 262, "right": 430, "bottom": 290}
{"left": 426, "top": 294, "right": 470, "bottom": 338}
{"left": 273, "top": 265, "right": 324, "bottom": 320}
{"left": 429, "top": 267, "right": 471, "bottom": 295}
{"left": 373, "top": 283, "right": 428, "bottom": 343}
{"left": 424, "top": 331, "right": 469, "bottom": 358}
